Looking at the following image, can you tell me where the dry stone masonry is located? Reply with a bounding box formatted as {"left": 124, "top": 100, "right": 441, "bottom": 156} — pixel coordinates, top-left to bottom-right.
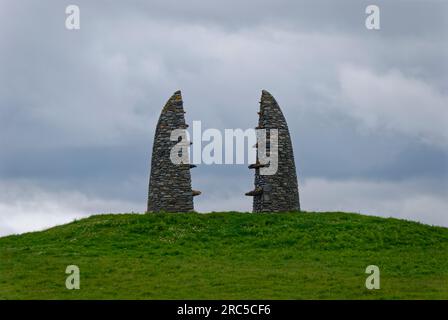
{"left": 147, "top": 90, "right": 200, "bottom": 212}
{"left": 147, "top": 89, "right": 299, "bottom": 213}
{"left": 245, "top": 90, "right": 300, "bottom": 212}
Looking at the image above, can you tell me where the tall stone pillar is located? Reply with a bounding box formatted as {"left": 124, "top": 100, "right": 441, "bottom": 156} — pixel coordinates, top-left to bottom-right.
{"left": 147, "top": 90, "right": 200, "bottom": 212}
{"left": 245, "top": 90, "right": 300, "bottom": 212}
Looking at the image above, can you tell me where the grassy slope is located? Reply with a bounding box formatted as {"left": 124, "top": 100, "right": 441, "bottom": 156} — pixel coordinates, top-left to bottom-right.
{"left": 0, "top": 212, "right": 447, "bottom": 300}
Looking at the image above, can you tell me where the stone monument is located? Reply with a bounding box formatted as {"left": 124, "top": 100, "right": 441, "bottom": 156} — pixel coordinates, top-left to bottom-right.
{"left": 147, "top": 90, "right": 200, "bottom": 212}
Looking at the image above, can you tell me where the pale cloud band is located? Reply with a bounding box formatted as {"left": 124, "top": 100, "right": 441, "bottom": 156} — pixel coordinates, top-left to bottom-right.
{"left": 1, "top": 177, "right": 446, "bottom": 236}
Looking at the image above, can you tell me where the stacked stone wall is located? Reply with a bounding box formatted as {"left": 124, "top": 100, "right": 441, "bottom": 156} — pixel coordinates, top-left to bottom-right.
{"left": 147, "top": 91, "right": 199, "bottom": 212}
{"left": 246, "top": 90, "right": 300, "bottom": 212}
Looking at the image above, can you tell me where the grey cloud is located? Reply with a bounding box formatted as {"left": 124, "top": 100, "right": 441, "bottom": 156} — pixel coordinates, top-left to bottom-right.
{"left": 301, "top": 177, "right": 448, "bottom": 227}
{"left": 0, "top": 0, "right": 447, "bottom": 235}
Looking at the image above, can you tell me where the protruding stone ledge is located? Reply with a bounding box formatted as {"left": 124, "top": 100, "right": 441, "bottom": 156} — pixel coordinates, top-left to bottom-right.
{"left": 179, "top": 163, "right": 197, "bottom": 170}
{"left": 248, "top": 163, "right": 268, "bottom": 170}
{"left": 245, "top": 188, "right": 263, "bottom": 197}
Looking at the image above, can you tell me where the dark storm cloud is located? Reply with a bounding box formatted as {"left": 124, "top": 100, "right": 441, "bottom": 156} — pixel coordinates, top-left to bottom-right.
{"left": 0, "top": 0, "right": 447, "bottom": 234}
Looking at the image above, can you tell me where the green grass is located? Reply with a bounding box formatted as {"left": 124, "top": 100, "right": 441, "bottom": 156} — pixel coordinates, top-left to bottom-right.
{"left": 0, "top": 212, "right": 447, "bottom": 299}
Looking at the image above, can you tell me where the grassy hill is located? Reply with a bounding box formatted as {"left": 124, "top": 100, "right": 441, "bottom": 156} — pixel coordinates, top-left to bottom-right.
{"left": 0, "top": 212, "right": 447, "bottom": 299}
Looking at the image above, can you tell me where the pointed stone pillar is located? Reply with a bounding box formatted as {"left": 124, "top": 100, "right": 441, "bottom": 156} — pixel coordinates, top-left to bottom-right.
{"left": 147, "top": 90, "right": 200, "bottom": 212}
{"left": 245, "top": 90, "right": 300, "bottom": 212}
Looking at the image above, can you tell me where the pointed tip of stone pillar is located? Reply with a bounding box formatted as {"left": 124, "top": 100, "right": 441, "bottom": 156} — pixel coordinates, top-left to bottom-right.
{"left": 171, "top": 90, "right": 182, "bottom": 101}
{"left": 261, "top": 90, "right": 279, "bottom": 104}
{"left": 162, "top": 90, "right": 184, "bottom": 112}
{"left": 173, "top": 90, "right": 182, "bottom": 100}
{"left": 167, "top": 90, "right": 182, "bottom": 100}
{"left": 259, "top": 89, "right": 284, "bottom": 121}
{"left": 261, "top": 89, "right": 271, "bottom": 95}
{"left": 261, "top": 89, "right": 274, "bottom": 99}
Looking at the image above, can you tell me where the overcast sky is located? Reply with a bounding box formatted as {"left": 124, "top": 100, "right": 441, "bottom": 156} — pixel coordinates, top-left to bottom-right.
{"left": 0, "top": 0, "right": 447, "bottom": 236}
